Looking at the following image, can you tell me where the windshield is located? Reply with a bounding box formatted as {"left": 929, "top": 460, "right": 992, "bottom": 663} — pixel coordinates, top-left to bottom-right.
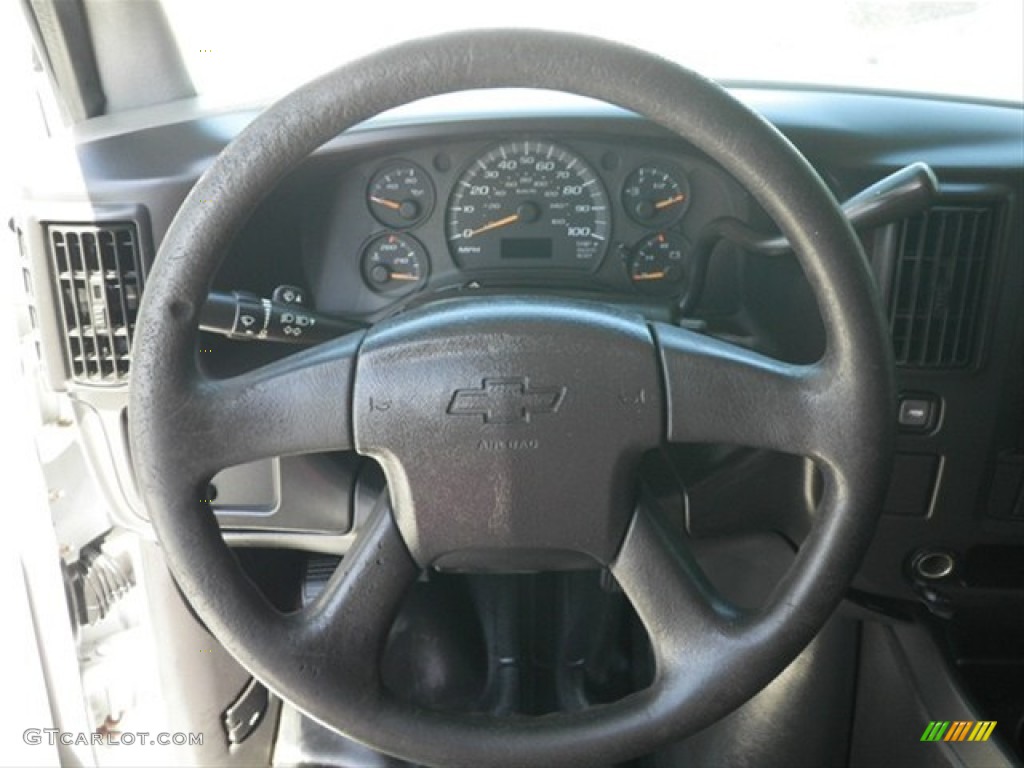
{"left": 163, "top": 0, "right": 1022, "bottom": 106}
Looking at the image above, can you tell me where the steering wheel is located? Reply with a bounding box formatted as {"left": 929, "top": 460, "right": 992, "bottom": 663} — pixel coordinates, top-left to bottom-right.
{"left": 129, "top": 30, "right": 894, "bottom": 767}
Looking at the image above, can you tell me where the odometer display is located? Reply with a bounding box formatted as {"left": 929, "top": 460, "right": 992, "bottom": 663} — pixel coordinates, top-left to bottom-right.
{"left": 502, "top": 238, "right": 553, "bottom": 260}
{"left": 446, "top": 141, "right": 610, "bottom": 270}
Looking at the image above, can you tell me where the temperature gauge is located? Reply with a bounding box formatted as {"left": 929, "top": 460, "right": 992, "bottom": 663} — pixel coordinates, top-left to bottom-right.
{"left": 361, "top": 233, "right": 428, "bottom": 296}
{"left": 628, "top": 231, "right": 693, "bottom": 296}
{"left": 367, "top": 162, "right": 435, "bottom": 229}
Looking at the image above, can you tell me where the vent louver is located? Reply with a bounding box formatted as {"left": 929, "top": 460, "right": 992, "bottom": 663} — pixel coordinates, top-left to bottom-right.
{"left": 888, "top": 205, "right": 997, "bottom": 368}
{"left": 48, "top": 223, "right": 143, "bottom": 383}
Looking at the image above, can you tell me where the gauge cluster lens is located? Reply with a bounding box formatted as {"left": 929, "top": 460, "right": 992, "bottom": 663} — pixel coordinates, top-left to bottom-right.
{"left": 367, "top": 162, "right": 434, "bottom": 229}
{"left": 357, "top": 145, "right": 699, "bottom": 303}
{"left": 361, "top": 233, "right": 428, "bottom": 295}
{"left": 446, "top": 141, "right": 610, "bottom": 270}
{"left": 622, "top": 164, "right": 690, "bottom": 228}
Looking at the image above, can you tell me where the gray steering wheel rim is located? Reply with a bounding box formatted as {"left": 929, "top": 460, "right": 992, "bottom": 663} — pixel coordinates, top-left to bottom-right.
{"left": 129, "top": 29, "right": 895, "bottom": 768}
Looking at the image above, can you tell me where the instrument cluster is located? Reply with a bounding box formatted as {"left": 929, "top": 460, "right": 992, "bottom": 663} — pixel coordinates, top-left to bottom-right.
{"left": 308, "top": 132, "right": 748, "bottom": 318}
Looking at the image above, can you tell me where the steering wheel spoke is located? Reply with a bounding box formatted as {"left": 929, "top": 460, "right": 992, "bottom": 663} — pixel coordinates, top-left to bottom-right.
{"left": 612, "top": 501, "right": 741, "bottom": 676}
{"left": 654, "top": 322, "right": 839, "bottom": 461}
{"left": 283, "top": 498, "right": 419, "bottom": 692}
{"left": 186, "top": 331, "right": 364, "bottom": 475}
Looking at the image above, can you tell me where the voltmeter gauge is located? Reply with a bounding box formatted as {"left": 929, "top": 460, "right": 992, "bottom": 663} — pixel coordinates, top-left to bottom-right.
{"left": 361, "top": 233, "right": 428, "bottom": 296}
{"left": 622, "top": 165, "right": 690, "bottom": 228}
{"left": 628, "top": 231, "right": 693, "bottom": 296}
{"left": 367, "top": 162, "right": 435, "bottom": 229}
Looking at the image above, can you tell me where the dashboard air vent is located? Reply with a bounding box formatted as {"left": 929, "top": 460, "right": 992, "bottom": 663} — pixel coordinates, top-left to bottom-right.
{"left": 48, "top": 223, "right": 143, "bottom": 383}
{"left": 888, "top": 205, "right": 996, "bottom": 368}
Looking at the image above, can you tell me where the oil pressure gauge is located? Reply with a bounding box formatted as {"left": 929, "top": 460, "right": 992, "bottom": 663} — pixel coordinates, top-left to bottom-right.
{"left": 367, "top": 162, "right": 435, "bottom": 229}
{"left": 628, "top": 231, "right": 693, "bottom": 296}
{"left": 361, "top": 233, "right": 428, "bottom": 296}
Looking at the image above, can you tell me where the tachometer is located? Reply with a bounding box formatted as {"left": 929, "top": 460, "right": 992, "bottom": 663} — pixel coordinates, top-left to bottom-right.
{"left": 446, "top": 141, "right": 610, "bottom": 270}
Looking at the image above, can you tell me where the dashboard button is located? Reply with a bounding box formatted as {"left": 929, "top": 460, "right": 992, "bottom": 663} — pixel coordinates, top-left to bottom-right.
{"left": 898, "top": 396, "right": 936, "bottom": 430}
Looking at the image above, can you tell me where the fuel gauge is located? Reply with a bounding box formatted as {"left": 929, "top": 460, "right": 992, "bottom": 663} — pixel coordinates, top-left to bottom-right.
{"left": 361, "top": 233, "right": 429, "bottom": 296}
{"left": 622, "top": 165, "right": 690, "bottom": 228}
{"left": 628, "top": 231, "right": 693, "bottom": 296}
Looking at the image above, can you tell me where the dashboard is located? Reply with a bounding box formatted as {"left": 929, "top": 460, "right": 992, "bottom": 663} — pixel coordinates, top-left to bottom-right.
{"left": 18, "top": 89, "right": 1024, "bottom": 609}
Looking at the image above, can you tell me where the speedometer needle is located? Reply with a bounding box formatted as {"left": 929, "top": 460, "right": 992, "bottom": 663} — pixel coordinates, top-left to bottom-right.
{"left": 465, "top": 213, "right": 520, "bottom": 238}
{"left": 632, "top": 271, "right": 667, "bottom": 281}
{"left": 370, "top": 195, "right": 402, "bottom": 211}
{"left": 654, "top": 193, "right": 686, "bottom": 210}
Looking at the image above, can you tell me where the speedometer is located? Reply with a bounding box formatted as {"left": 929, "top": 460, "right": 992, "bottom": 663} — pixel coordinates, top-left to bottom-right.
{"left": 446, "top": 141, "right": 610, "bottom": 270}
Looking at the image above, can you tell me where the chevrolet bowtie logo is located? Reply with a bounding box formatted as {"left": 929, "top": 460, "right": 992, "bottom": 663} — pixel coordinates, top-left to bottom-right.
{"left": 448, "top": 378, "right": 566, "bottom": 424}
